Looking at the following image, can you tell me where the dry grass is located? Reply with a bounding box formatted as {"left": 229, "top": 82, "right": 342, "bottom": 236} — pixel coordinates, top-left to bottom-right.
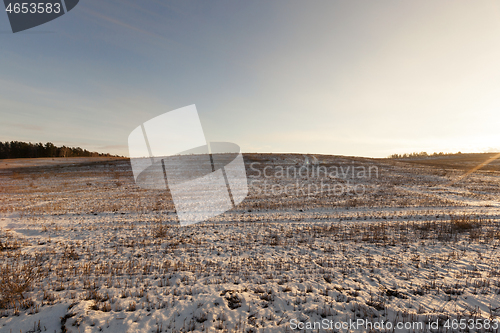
{"left": 1, "top": 155, "right": 500, "bottom": 331}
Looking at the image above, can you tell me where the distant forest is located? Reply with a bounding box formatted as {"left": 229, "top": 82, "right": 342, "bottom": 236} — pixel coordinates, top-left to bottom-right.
{"left": 0, "top": 141, "right": 114, "bottom": 159}
{"left": 388, "top": 151, "right": 464, "bottom": 159}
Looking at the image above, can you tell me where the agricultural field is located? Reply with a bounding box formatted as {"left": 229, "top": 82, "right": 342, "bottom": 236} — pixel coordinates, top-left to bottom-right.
{"left": 1, "top": 154, "right": 500, "bottom": 332}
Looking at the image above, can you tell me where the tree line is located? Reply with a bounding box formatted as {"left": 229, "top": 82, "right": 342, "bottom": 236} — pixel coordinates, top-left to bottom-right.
{"left": 0, "top": 141, "right": 114, "bottom": 159}
{"left": 388, "top": 151, "right": 462, "bottom": 159}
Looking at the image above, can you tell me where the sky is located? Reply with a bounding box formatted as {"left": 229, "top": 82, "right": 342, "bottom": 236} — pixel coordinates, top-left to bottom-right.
{"left": 1, "top": 0, "right": 500, "bottom": 158}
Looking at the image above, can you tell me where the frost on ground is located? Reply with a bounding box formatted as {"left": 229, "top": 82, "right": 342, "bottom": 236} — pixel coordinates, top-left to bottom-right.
{"left": 0, "top": 154, "right": 500, "bottom": 332}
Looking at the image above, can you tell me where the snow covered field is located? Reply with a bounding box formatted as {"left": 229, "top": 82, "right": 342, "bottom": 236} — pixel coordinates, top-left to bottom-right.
{"left": 1, "top": 154, "right": 500, "bottom": 332}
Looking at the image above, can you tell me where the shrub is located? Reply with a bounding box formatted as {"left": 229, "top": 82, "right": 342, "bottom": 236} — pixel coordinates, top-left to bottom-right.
{"left": 451, "top": 215, "right": 481, "bottom": 232}
{"left": 0, "top": 257, "right": 44, "bottom": 309}
{"left": 127, "top": 301, "right": 136, "bottom": 312}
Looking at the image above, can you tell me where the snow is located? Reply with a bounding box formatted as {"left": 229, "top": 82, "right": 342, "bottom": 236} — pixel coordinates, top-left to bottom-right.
{"left": 1, "top": 154, "right": 500, "bottom": 332}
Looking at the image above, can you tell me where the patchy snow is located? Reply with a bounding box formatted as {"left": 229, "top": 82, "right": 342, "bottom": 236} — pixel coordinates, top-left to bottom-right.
{"left": 0, "top": 157, "right": 125, "bottom": 170}
{"left": 1, "top": 154, "right": 500, "bottom": 332}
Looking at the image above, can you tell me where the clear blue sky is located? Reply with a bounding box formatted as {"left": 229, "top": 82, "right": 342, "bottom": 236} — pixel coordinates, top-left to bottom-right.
{"left": 2, "top": 1, "right": 500, "bottom": 157}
